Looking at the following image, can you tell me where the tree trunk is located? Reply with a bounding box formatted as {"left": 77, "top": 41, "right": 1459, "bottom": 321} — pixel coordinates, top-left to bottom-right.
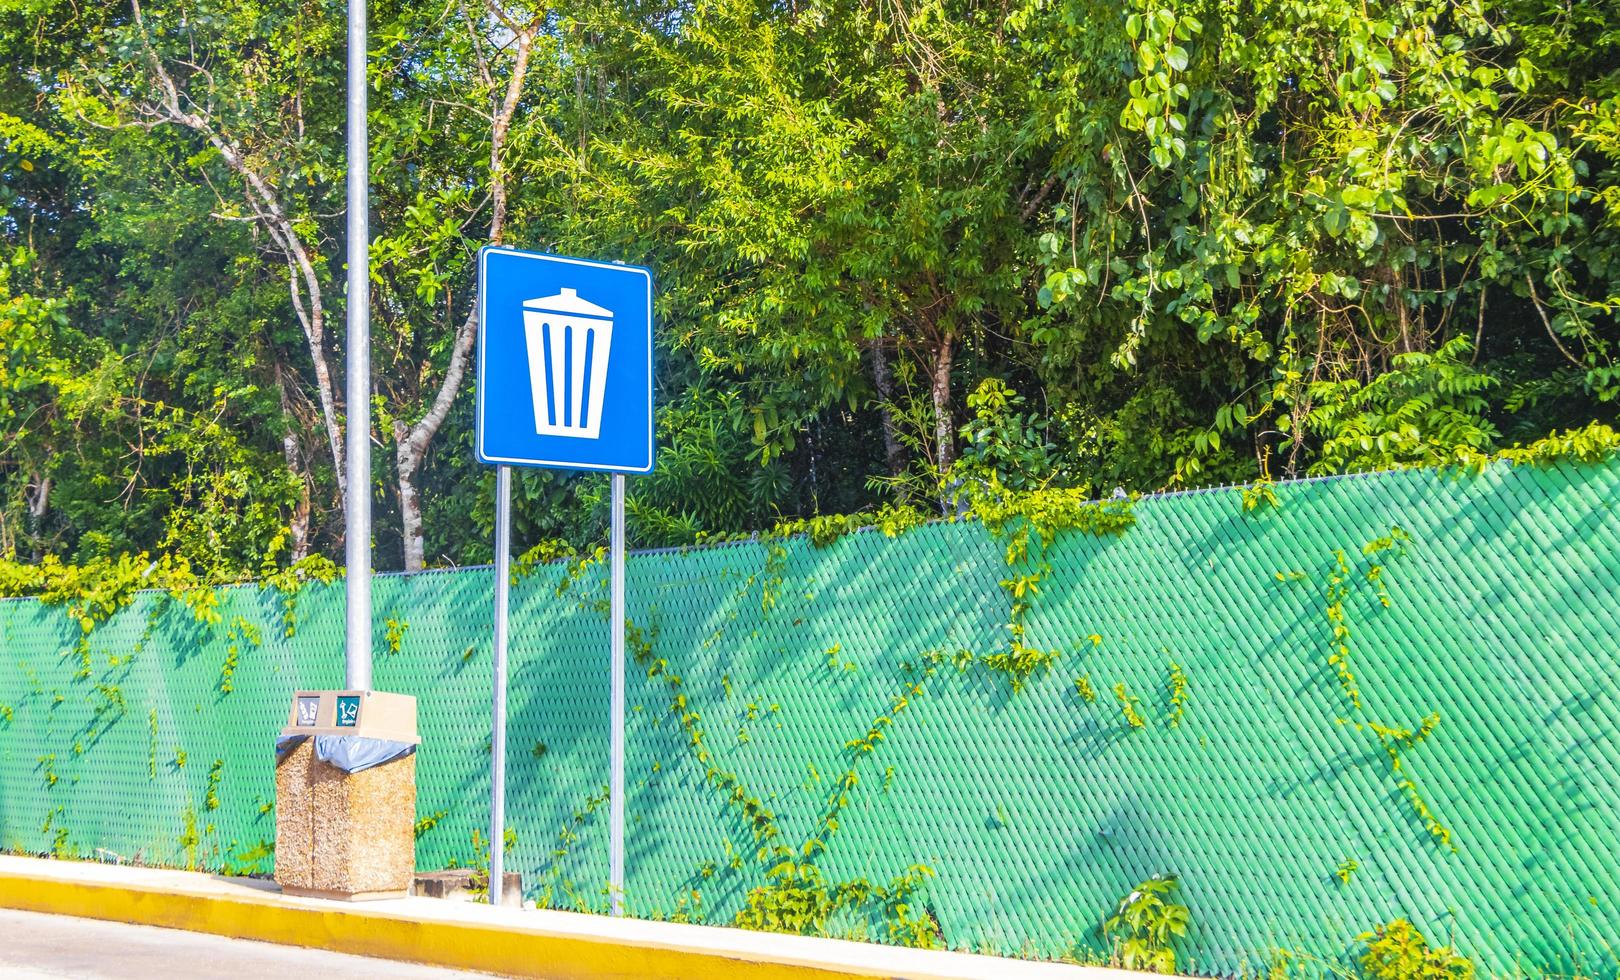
{"left": 394, "top": 425, "right": 426, "bottom": 572}
{"left": 276, "top": 365, "right": 314, "bottom": 561}
{"left": 282, "top": 431, "right": 312, "bottom": 562}
{"left": 25, "top": 470, "right": 49, "bottom": 558}
{"left": 930, "top": 331, "right": 956, "bottom": 480}
{"left": 868, "top": 341, "right": 907, "bottom": 477}
{"left": 392, "top": 10, "right": 538, "bottom": 571}
{"left": 26, "top": 472, "right": 49, "bottom": 523}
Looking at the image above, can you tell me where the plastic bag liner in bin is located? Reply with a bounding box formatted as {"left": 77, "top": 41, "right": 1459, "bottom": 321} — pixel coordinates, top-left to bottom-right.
{"left": 275, "top": 734, "right": 416, "bottom": 774}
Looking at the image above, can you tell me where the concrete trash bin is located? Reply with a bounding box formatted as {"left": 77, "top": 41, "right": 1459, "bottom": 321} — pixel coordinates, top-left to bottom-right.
{"left": 522, "top": 286, "right": 614, "bottom": 439}
{"left": 274, "top": 690, "right": 419, "bottom": 901}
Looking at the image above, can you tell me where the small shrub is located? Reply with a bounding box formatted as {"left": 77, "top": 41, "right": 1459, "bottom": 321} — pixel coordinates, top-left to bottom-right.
{"left": 1358, "top": 919, "right": 1473, "bottom": 980}
{"left": 1103, "top": 873, "right": 1189, "bottom": 973}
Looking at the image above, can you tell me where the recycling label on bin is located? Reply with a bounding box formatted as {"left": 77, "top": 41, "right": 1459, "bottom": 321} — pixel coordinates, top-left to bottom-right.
{"left": 335, "top": 695, "right": 360, "bottom": 727}
{"left": 476, "top": 246, "right": 654, "bottom": 474}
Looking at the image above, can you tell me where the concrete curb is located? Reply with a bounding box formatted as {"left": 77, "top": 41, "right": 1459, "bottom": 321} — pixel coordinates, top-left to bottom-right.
{"left": 0, "top": 856, "right": 1153, "bottom": 980}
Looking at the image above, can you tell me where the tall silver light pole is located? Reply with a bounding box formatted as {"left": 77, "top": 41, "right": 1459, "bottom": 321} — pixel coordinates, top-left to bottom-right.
{"left": 344, "top": 0, "right": 373, "bottom": 691}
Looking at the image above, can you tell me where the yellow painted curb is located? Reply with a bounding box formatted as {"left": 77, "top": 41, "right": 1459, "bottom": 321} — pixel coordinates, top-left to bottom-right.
{"left": 0, "top": 870, "right": 880, "bottom": 980}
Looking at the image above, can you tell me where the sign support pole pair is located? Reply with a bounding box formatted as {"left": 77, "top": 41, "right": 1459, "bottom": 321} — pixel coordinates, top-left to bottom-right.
{"left": 476, "top": 247, "right": 653, "bottom": 914}
{"left": 488, "top": 472, "right": 628, "bottom": 913}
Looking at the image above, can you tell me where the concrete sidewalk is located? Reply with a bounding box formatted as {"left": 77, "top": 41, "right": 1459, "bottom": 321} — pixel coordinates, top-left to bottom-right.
{"left": 0, "top": 855, "right": 1150, "bottom": 980}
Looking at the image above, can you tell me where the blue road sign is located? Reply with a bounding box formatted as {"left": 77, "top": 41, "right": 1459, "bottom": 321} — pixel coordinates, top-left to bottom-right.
{"left": 476, "top": 246, "right": 654, "bottom": 473}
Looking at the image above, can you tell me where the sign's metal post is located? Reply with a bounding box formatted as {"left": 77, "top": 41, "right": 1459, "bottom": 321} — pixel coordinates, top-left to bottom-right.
{"left": 488, "top": 465, "right": 512, "bottom": 908}
{"left": 474, "top": 246, "right": 652, "bottom": 918}
{"left": 609, "top": 473, "right": 627, "bottom": 915}
{"left": 343, "top": 0, "right": 372, "bottom": 691}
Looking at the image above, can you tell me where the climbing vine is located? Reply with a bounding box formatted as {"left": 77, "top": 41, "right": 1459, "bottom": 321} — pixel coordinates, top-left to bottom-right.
{"left": 1113, "top": 683, "right": 1147, "bottom": 729}
{"left": 534, "top": 786, "right": 611, "bottom": 910}
{"left": 1166, "top": 662, "right": 1189, "bottom": 726}
{"left": 204, "top": 759, "right": 224, "bottom": 811}
{"left": 972, "top": 485, "right": 1134, "bottom": 691}
{"left": 1285, "top": 527, "right": 1453, "bottom": 850}
{"left": 218, "top": 616, "right": 260, "bottom": 694}
{"left": 1348, "top": 713, "right": 1454, "bottom": 850}
{"left": 261, "top": 555, "right": 341, "bottom": 637}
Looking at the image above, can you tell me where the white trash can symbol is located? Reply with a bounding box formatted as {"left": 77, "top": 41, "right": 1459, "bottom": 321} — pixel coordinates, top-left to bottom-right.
{"left": 521, "top": 287, "right": 614, "bottom": 439}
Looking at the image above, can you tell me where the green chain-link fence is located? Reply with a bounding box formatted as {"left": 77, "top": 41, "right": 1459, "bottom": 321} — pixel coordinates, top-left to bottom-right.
{"left": 1, "top": 459, "right": 1616, "bottom": 975}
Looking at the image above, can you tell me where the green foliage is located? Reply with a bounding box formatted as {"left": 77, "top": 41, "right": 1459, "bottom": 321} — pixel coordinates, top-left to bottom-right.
{"left": 734, "top": 862, "right": 940, "bottom": 949}
{"left": 262, "top": 556, "right": 340, "bottom": 637}
{"left": 535, "top": 787, "right": 610, "bottom": 910}
{"left": 1021, "top": 0, "right": 1620, "bottom": 489}
{"left": 1325, "top": 549, "right": 1363, "bottom": 709}
{"left": 218, "top": 615, "right": 259, "bottom": 695}
{"left": 973, "top": 487, "right": 1137, "bottom": 567}
{"left": 982, "top": 642, "right": 1062, "bottom": 693}
{"left": 955, "top": 380, "right": 1058, "bottom": 493}
{"left": 1358, "top": 919, "right": 1474, "bottom": 980}
{"left": 1486, "top": 422, "right": 1620, "bottom": 467}
{"left": 3, "top": 0, "right": 1619, "bottom": 585}
{"left": 1102, "top": 873, "right": 1190, "bottom": 973}
{"left": 510, "top": 539, "right": 577, "bottom": 583}
{"left": 224, "top": 839, "right": 275, "bottom": 876}
{"left": 413, "top": 810, "right": 448, "bottom": 841}
{"left": 768, "top": 503, "right": 928, "bottom": 549}
{"left": 1285, "top": 525, "right": 1454, "bottom": 849}
{"left": 1240, "top": 478, "right": 1281, "bottom": 512}
{"left": 1350, "top": 712, "right": 1454, "bottom": 850}
{"left": 1310, "top": 339, "right": 1500, "bottom": 474}
{"left": 179, "top": 804, "right": 200, "bottom": 871}
{"left": 40, "top": 807, "right": 71, "bottom": 859}
{"left": 961, "top": 480, "right": 1135, "bottom": 694}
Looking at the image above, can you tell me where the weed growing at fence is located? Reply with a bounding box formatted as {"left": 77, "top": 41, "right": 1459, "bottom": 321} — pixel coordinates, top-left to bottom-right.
{"left": 1358, "top": 919, "right": 1474, "bottom": 980}
{"left": 535, "top": 785, "right": 610, "bottom": 910}
{"left": 1102, "top": 873, "right": 1190, "bottom": 973}
{"left": 384, "top": 617, "right": 410, "bottom": 655}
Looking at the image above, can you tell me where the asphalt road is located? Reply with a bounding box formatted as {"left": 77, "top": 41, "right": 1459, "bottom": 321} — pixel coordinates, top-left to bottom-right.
{"left": 0, "top": 907, "right": 500, "bottom": 979}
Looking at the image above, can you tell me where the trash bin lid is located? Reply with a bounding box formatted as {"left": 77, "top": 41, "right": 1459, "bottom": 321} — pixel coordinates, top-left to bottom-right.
{"left": 522, "top": 287, "right": 612, "bottom": 319}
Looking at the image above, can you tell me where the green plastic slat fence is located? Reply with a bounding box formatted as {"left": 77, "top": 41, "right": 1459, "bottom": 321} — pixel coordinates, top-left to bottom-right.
{"left": 1, "top": 459, "right": 1616, "bottom": 976}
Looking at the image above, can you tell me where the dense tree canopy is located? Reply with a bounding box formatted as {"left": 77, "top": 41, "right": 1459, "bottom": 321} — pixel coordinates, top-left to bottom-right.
{"left": 1, "top": 0, "right": 1616, "bottom": 577}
